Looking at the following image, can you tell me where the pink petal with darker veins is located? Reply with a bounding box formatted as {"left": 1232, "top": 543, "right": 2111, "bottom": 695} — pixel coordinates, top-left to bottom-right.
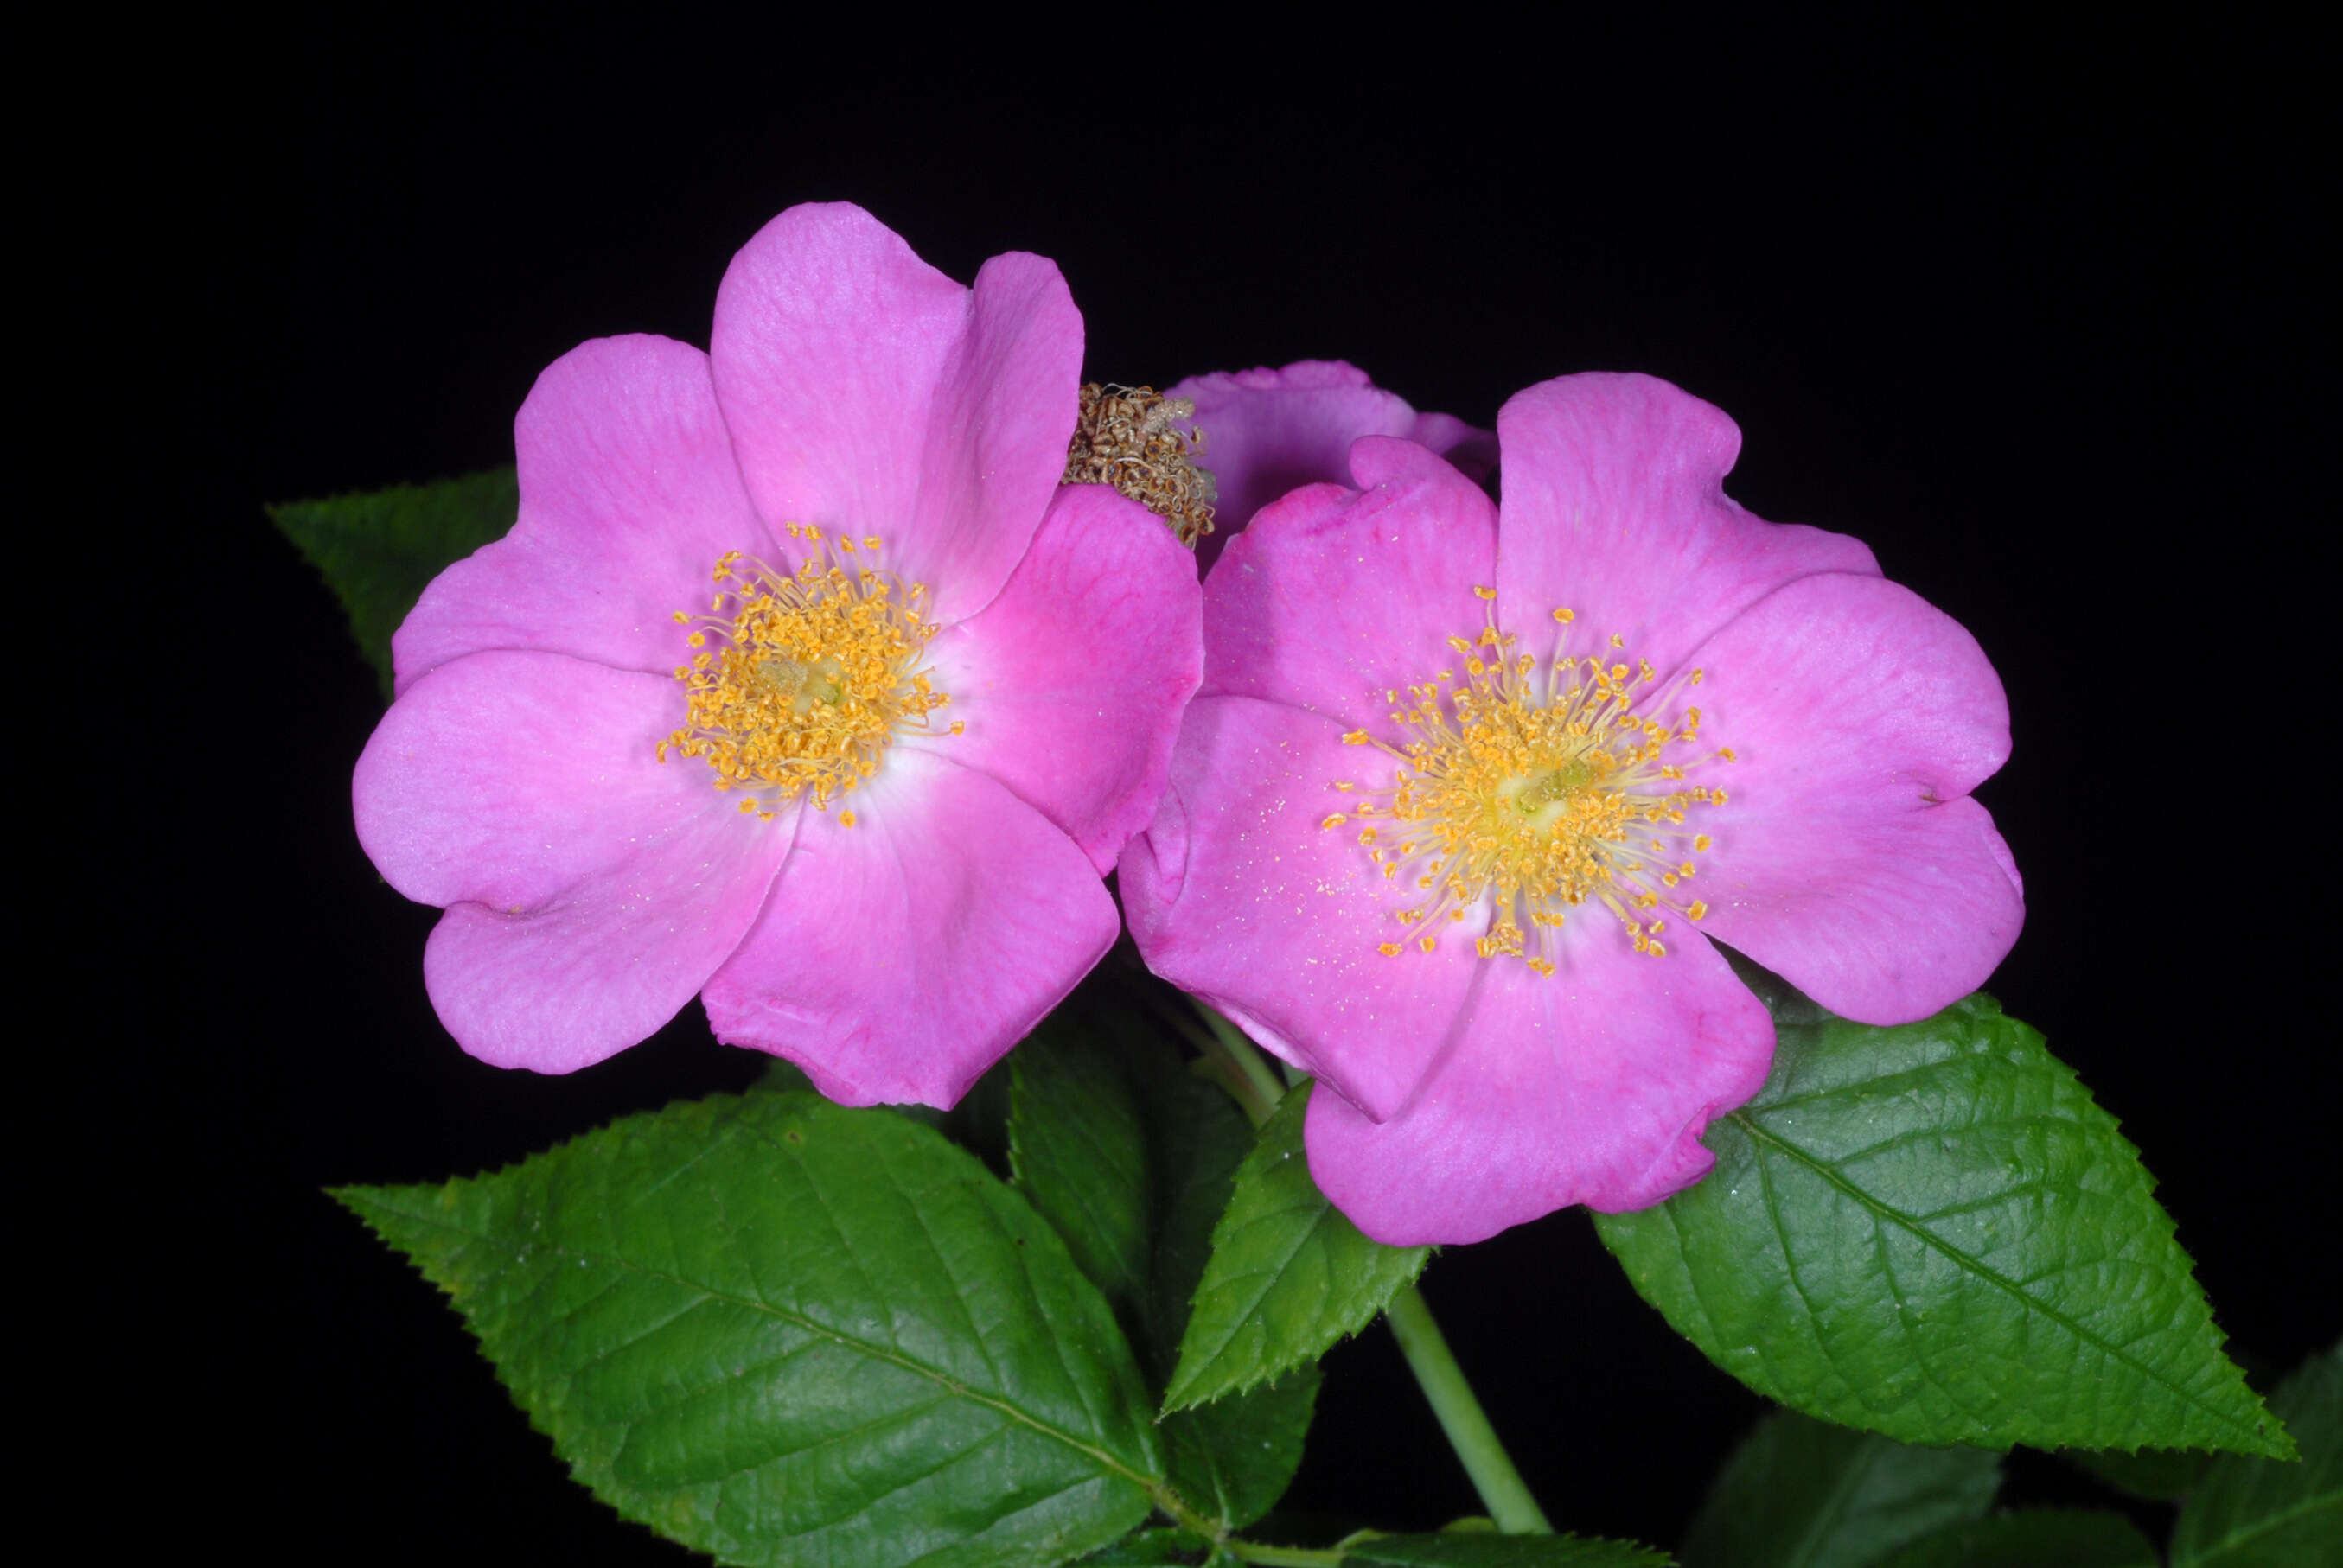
{"left": 1493, "top": 373, "right": 1880, "bottom": 677}
{"left": 1120, "top": 695, "right": 1481, "bottom": 1122}
{"left": 710, "top": 202, "right": 1080, "bottom": 625}
{"left": 914, "top": 483, "right": 1202, "bottom": 873}
{"left": 1169, "top": 360, "right": 1496, "bottom": 566}
{"left": 702, "top": 749, "right": 1118, "bottom": 1109}
{"left": 354, "top": 650, "right": 795, "bottom": 1072}
{"left": 1200, "top": 437, "right": 1497, "bottom": 728}
{"left": 1685, "top": 571, "right": 2022, "bottom": 1023}
{"left": 1304, "top": 925, "right": 1774, "bottom": 1246}
{"left": 393, "top": 335, "right": 772, "bottom": 695}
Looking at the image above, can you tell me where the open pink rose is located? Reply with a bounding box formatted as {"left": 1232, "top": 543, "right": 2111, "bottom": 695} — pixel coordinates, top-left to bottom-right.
{"left": 354, "top": 203, "right": 1203, "bottom": 1106}
{"left": 1121, "top": 373, "right": 2021, "bottom": 1245}
{"left": 1168, "top": 360, "right": 1497, "bottom": 566}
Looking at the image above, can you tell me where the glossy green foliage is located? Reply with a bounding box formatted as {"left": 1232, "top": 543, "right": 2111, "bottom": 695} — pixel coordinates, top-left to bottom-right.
{"left": 1012, "top": 1015, "right": 1157, "bottom": 1304}
{"left": 2174, "top": 1343, "right": 2341, "bottom": 1565}
{"left": 268, "top": 467, "right": 519, "bottom": 697}
{"left": 1008, "top": 1013, "right": 1319, "bottom": 1531}
{"left": 1874, "top": 1510, "right": 2158, "bottom": 1568}
{"left": 1598, "top": 992, "right": 2283, "bottom": 1456}
{"left": 1679, "top": 1409, "right": 2000, "bottom": 1568}
{"left": 1163, "top": 1081, "right": 1430, "bottom": 1413}
{"left": 1347, "top": 1531, "right": 1671, "bottom": 1565}
{"left": 339, "top": 1090, "right": 1164, "bottom": 1568}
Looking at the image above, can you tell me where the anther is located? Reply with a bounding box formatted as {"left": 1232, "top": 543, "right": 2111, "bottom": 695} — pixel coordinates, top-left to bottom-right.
{"left": 1332, "top": 614, "right": 1729, "bottom": 971}
{"left": 664, "top": 542, "right": 949, "bottom": 818}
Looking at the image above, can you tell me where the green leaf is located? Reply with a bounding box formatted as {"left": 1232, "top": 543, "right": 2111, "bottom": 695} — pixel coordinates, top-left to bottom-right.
{"left": 2059, "top": 1443, "right": 2214, "bottom": 1501}
{"left": 1347, "top": 1532, "right": 1671, "bottom": 1565}
{"left": 1007, "top": 1010, "right": 1318, "bottom": 1531}
{"left": 1140, "top": 1061, "right": 1259, "bottom": 1370}
{"left": 1075, "top": 1525, "right": 1210, "bottom": 1563}
{"left": 1679, "top": 1409, "right": 2000, "bottom": 1568}
{"left": 337, "top": 1089, "right": 1165, "bottom": 1568}
{"left": 268, "top": 468, "right": 519, "bottom": 697}
{"left": 1140, "top": 1057, "right": 1319, "bottom": 1532}
{"left": 1163, "top": 1081, "right": 1429, "bottom": 1414}
{"left": 1159, "top": 1360, "right": 1319, "bottom": 1537}
{"left": 1874, "top": 1510, "right": 2158, "bottom": 1568}
{"left": 750, "top": 1057, "right": 818, "bottom": 1096}
{"left": 1597, "top": 991, "right": 2285, "bottom": 1456}
{"left": 2174, "top": 1342, "right": 2341, "bottom": 1565}
{"left": 1012, "top": 1013, "right": 1156, "bottom": 1308}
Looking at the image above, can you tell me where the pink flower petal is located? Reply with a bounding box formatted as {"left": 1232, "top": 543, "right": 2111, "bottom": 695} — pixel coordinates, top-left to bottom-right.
{"left": 1492, "top": 373, "right": 1880, "bottom": 677}
{"left": 354, "top": 650, "right": 795, "bottom": 1071}
{"left": 1199, "top": 437, "right": 1498, "bottom": 730}
{"left": 914, "top": 483, "right": 1203, "bottom": 873}
{"left": 710, "top": 202, "right": 1081, "bottom": 624}
{"left": 391, "top": 335, "right": 771, "bottom": 696}
{"left": 1120, "top": 695, "right": 1481, "bottom": 1121}
{"left": 1304, "top": 927, "right": 1774, "bottom": 1245}
{"left": 701, "top": 749, "right": 1118, "bottom": 1108}
{"left": 1685, "top": 571, "right": 2023, "bottom": 1023}
{"left": 1407, "top": 412, "right": 1501, "bottom": 481}
{"left": 1169, "top": 360, "right": 1496, "bottom": 566}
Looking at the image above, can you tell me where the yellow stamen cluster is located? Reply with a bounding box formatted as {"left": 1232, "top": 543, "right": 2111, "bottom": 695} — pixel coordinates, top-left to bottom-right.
{"left": 658, "top": 528, "right": 954, "bottom": 822}
{"left": 1326, "top": 596, "right": 1733, "bottom": 972}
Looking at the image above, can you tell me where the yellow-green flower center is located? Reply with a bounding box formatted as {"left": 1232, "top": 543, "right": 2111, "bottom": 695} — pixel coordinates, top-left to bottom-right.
{"left": 659, "top": 527, "right": 958, "bottom": 826}
{"left": 1323, "top": 597, "right": 1733, "bottom": 973}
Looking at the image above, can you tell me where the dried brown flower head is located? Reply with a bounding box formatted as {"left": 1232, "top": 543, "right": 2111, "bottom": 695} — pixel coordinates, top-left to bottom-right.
{"left": 1061, "top": 383, "right": 1217, "bottom": 548}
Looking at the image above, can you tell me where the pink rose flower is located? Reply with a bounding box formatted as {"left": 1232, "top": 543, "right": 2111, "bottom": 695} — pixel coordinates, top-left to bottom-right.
{"left": 1120, "top": 373, "right": 2021, "bottom": 1245}
{"left": 1168, "top": 360, "right": 1497, "bottom": 566}
{"left": 354, "top": 203, "right": 1203, "bottom": 1106}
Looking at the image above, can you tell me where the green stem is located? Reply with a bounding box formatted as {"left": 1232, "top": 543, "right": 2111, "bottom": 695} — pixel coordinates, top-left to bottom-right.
{"left": 1152, "top": 1480, "right": 1353, "bottom": 1565}
{"left": 1227, "top": 1542, "right": 1350, "bottom": 1565}
{"left": 1186, "top": 1001, "right": 1554, "bottom": 1535}
{"left": 1189, "top": 998, "right": 1285, "bottom": 1127}
{"left": 1382, "top": 1284, "right": 1554, "bottom": 1534}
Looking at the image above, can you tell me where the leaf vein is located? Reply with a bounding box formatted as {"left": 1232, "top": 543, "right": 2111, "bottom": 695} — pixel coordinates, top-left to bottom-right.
{"left": 1730, "top": 1111, "right": 2263, "bottom": 1446}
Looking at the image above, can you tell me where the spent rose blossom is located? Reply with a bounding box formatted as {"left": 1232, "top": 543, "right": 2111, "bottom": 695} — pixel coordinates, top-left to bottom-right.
{"left": 1120, "top": 373, "right": 2021, "bottom": 1245}
{"left": 1168, "top": 360, "right": 1497, "bottom": 565}
{"left": 354, "top": 203, "right": 1202, "bottom": 1105}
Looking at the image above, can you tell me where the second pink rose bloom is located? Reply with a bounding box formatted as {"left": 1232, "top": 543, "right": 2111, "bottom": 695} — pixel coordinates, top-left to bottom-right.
{"left": 1122, "top": 372, "right": 2023, "bottom": 1246}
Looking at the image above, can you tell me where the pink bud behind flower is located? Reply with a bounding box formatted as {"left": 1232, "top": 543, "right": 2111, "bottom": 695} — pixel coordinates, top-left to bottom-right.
{"left": 1169, "top": 360, "right": 1497, "bottom": 566}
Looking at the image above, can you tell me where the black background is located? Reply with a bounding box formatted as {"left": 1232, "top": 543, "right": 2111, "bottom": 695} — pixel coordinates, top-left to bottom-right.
{"left": 119, "top": 14, "right": 2335, "bottom": 1561}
